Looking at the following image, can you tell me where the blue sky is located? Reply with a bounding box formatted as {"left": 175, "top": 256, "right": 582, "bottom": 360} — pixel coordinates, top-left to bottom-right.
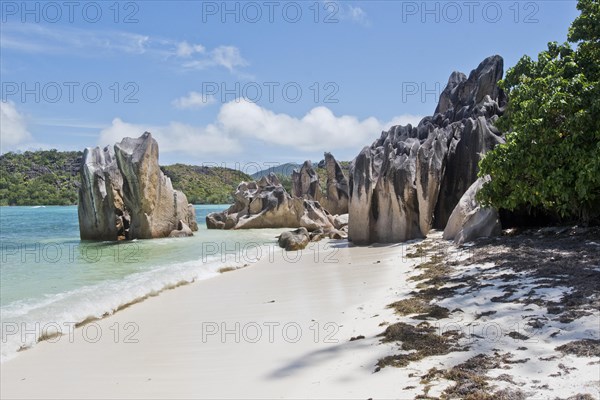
{"left": 1, "top": 0, "right": 579, "bottom": 168}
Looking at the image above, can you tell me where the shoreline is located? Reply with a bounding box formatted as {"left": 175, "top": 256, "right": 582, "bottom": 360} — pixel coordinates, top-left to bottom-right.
{"left": 9, "top": 261, "right": 251, "bottom": 358}
{"left": 1, "top": 238, "right": 421, "bottom": 399}
{"left": 0, "top": 223, "right": 284, "bottom": 364}
{"left": 2, "top": 230, "right": 599, "bottom": 399}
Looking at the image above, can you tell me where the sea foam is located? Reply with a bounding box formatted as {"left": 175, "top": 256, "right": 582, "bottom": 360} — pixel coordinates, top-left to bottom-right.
{"left": 1, "top": 254, "right": 242, "bottom": 362}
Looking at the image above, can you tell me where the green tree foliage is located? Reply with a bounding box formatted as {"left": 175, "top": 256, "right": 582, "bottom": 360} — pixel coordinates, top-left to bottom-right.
{"left": 160, "top": 164, "right": 252, "bottom": 204}
{"left": 478, "top": 0, "right": 600, "bottom": 222}
{"left": 275, "top": 173, "right": 293, "bottom": 193}
{"left": 0, "top": 150, "right": 82, "bottom": 206}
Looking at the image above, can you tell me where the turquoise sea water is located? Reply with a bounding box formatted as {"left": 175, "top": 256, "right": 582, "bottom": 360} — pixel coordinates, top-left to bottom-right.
{"left": 0, "top": 205, "right": 282, "bottom": 362}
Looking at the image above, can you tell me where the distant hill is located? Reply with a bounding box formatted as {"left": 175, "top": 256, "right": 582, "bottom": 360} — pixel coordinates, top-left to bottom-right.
{"left": 161, "top": 164, "right": 251, "bottom": 204}
{"left": 0, "top": 150, "right": 251, "bottom": 206}
{"left": 250, "top": 163, "right": 301, "bottom": 179}
{"left": 0, "top": 150, "right": 83, "bottom": 206}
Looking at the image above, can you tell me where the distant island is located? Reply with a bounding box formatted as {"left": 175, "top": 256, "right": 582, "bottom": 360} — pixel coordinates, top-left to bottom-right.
{"left": 0, "top": 150, "right": 252, "bottom": 206}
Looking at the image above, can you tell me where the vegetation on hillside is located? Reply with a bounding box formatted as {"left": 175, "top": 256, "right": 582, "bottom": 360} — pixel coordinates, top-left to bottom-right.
{"left": 478, "top": 0, "right": 600, "bottom": 223}
{"left": 0, "top": 150, "right": 252, "bottom": 206}
{"left": 161, "top": 164, "right": 251, "bottom": 204}
{"left": 0, "top": 149, "right": 353, "bottom": 206}
{"left": 0, "top": 150, "right": 82, "bottom": 206}
{"left": 275, "top": 174, "right": 293, "bottom": 193}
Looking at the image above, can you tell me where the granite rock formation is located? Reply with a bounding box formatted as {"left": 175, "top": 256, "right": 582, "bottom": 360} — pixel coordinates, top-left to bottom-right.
{"left": 320, "top": 152, "right": 349, "bottom": 215}
{"left": 168, "top": 220, "right": 194, "bottom": 238}
{"left": 348, "top": 55, "right": 506, "bottom": 244}
{"left": 443, "top": 177, "right": 501, "bottom": 245}
{"left": 78, "top": 132, "right": 198, "bottom": 240}
{"left": 78, "top": 146, "right": 126, "bottom": 241}
{"left": 206, "top": 174, "right": 334, "bottom": 231}
{"left": 291, "top": 161, "right": 321, "bottom": 201}
{"left": 291, "top": 153, "right": 349, "bottom": 215}
{"left": 278, "top": 227, "right": 311, "bottom": 251}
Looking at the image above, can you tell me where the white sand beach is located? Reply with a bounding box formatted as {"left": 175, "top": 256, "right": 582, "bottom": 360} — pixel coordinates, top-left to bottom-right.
{"left": 2, "top": 234, "right": 599, "bottom": 399}
{"left": 0, "top": 239, "right": 419, "bottom": 399}
{"left": 2, "top": 1, "right": 598, "bottom": 398}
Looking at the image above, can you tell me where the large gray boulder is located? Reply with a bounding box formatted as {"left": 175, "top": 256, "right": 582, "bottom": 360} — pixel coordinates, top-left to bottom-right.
{"left": 278, "top": 227, "right": 310, "bottom": 251}
{"left": 443, "top": 177, "right": 501, "bottom": 245}
{"left": 78, "top": 132, "right": 198, "bottom": 240}
{"left": 168, "top": 220, "right": 194, "bottom": 238}
{"left": 433, "top": 116, "right": 505, "bottom": 229}
{"left": 114, "top": 133, "right": 197, "bottom": 239}
{"left": 206, "top": 174, "right": 334, "bottom": 231}
{"left": 78, "top": 146, "right": 127, "bottom": 240}
{"left": 348, "top": 55, "right": 507, "bottom": 244}
{"left": 333, "top": 213, "right": 348, "bottom": 230}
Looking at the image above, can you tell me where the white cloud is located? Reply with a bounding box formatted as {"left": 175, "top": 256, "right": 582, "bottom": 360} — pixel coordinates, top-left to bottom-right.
{"left": 175, "top": 41, "right": 205, "bottom": 57}
{"left": 172, "top": 92, "right": 216, "bottom": 109}
{"left": 97, "top": 101, "right": 422, "bottom": 158}
{"left": 0, "top": 101, "right": 33, "bottom": 151}
{"left": 182, "top": 46, "right": 248, "bottom": 72}
{"left": 1, "top": 24, "right": 150, "bottom": 55}
{"left": 216, "top": 99, "right": 420, "bottom": 151}
{"left": 98, "top": 118, "right": 241, "bottom": 156}
{"left": 212, "top": 46, "right": 248, "bottom": 71}
{"left": 1, "top": 24, "right": 247, "bottom": 73}
{"left": 345, "top": 5, "right": 370, "bottom": 26}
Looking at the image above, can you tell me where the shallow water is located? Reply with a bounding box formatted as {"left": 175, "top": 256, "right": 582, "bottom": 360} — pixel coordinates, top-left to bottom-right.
{"left": 0, "top": 205, "right": 283, "bottom": 362}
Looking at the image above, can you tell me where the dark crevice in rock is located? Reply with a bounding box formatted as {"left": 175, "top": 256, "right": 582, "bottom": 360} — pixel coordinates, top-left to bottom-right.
{"left": 78, "top": 132, "right": 198, "bottom": 240}
{"left": 349, "top": 55, "right": 506, "bottom": 245}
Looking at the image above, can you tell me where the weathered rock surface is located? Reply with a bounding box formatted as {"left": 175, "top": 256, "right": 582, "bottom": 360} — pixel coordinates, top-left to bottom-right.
{"left": 292, "top": 153, "right": 349, "bottom": 215}
{"left": 320, "top": 152, "right": 349, "bottom": 215}
{"left": 349, "top": 55, "right": 506, "bottom": 244}
{"left": 309, "top": 228, "right": 326, "bottom": 242}
{"left": 278, "top": 224, "right": 347, "bottom": 251}
{"left": 292, "top": 161, "right": 321, "bottom": 201}
{"left": 443, "top": 177, "right": 501, "bottom": 245}
{"left": 78, "top": 146, "right": 126, "bottom": 241}
{"left": 168, "top": 220, "right": 194, "bottom": 238}
{"left": 328, "top": 229, "right": 348, "bottom": 240}
{"left": 278, "top": 227, "right": 310, "bottom": 251}
{"left": 333, "top": 214, "right": 349, "bottom": 230}
{"left": 78, "top": 132, "right": 198, "bottom": 240}
{"left": 206, "top": 173, "right": 334, "bottom": 231}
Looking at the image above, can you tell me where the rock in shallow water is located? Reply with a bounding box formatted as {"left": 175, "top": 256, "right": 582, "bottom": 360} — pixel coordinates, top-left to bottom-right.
{"left": 168, "top": 220, "right": 194, "bottom": 238}
{"left": 78, "top": 145, "right": 126, "bottom": 241}
{"left": 78, "top": 132, "right": 197, "bottom": 240}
